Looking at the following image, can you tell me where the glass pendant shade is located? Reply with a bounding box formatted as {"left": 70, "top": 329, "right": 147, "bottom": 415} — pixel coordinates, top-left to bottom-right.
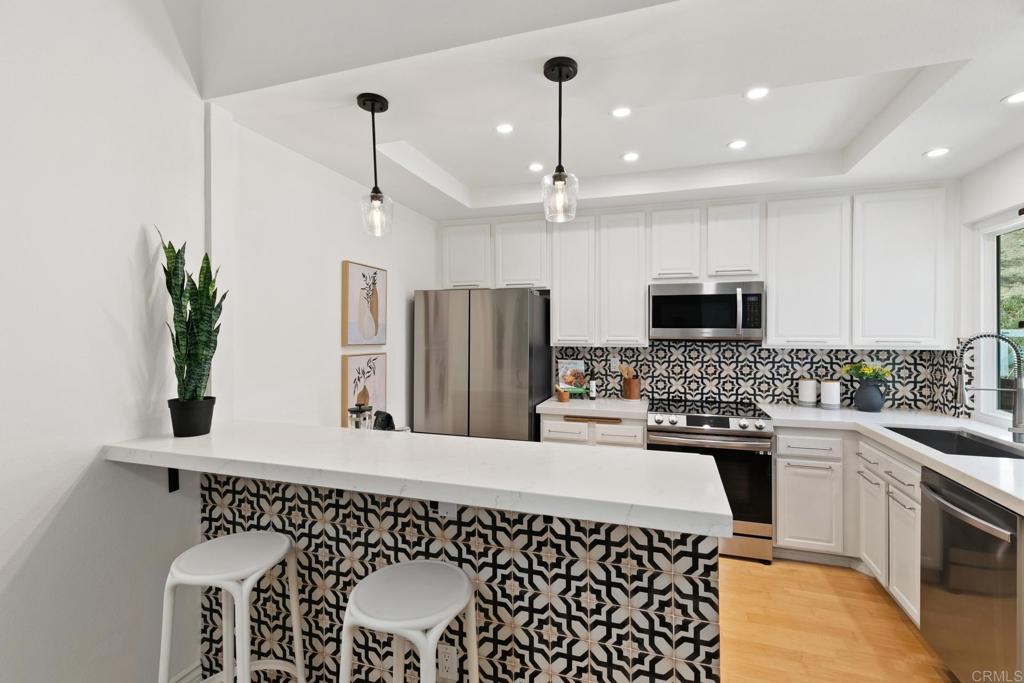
{"left": 361, "top": 190, "right": 393, "bottom": 237}
{"left": 542, "top": 170, "right": 578, "bottom": 223}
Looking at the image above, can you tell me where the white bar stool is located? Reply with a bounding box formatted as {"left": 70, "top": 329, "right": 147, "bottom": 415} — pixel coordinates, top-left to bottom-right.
{"left": 157, "top": 531, "right": 306, "bottom": 683}
{"left": 339, "top": 560, "right": 479, "bottom": 683}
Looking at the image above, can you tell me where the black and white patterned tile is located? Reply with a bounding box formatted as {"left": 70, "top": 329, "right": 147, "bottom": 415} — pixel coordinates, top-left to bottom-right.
{"left": 200, "top": 475, "right": 720, "bottom": 683}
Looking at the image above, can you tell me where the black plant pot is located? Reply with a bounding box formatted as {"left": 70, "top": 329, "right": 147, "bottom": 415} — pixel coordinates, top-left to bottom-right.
{"left": 168, "top": 397, "right": 216, "bottom": 437}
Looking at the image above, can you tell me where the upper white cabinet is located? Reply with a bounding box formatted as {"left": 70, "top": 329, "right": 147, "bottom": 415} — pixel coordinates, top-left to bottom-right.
{"left": 649, "top": 208, "right": 701, "bottom": 281}
{"left": 765, "top": 196, "right": 851, "bottom": 348}
{"left": 441, "top": 224, "right": 492, "bottom": 288}
{"left": 494, "top": 219, "right": 551, "bottom": 288}
{"left": 852, "top": 188, "right": 949, "bottom": 349}
{"left": 706, "top": 203, "right": 761, "bottom": 278}
{"left": 597, "top": 212, "right": 648, "bottom": 346}
{"left": 551, "top": 216, "right": 596, "bottom": 345}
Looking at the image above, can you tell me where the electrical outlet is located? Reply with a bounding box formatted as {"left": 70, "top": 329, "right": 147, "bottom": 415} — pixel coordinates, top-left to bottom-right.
{"left": 435, "top": 501, "right": 456, "bottom": 519}
{"left": 609, "top": 355, "right": 621, "bottom": 370}
{"left": 437, "top": 644, "right": 458, "bottom": 681}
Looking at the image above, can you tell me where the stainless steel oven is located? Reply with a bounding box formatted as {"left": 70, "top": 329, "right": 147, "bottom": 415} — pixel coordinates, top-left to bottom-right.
{"left": 649, "top": 281, "right": 764, "bottom": 341}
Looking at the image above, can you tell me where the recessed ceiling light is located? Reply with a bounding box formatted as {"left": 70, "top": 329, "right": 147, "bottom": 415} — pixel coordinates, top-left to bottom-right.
{"left": 611, "top": 107, "right": 632, "bottom": 118}
{"left": 728, "top": 139, "right": 748, "bottom": 150}
{"left": 1003, "top": 91, "right": 1024, "bottom": 105}
{"left": 744, "top": 86, "right": 770, "bottom": 100}
{"left": 495, "top": 123, "right": 514, "bottom": 134}
{"left": 924, "top": 147, "right": 950, "bottom": 158}
{"left": 529, "top": 162, "right": 544, "bottom": 172}
{"left": 622, "top": 151, "right": 640, "bottom": 162}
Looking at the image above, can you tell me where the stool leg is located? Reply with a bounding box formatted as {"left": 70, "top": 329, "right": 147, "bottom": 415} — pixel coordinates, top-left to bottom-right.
{"left": 286, "top": 550, "right": 307, "bottom": 683}
{"left": 418, "top": 638, "right": 437, "bottom": 683}
{"left": 393, "top": 637, "right": 406, "bottom": 683}
{"left": 222, "top": 589, "right": 235, "bottom": 683}
{"left": 157, "top": 578, "right": 176, "bottom": 683}
{"left": 233, "top": 585, "right": 251, "bottom": 683}
{"left": 338, "top": 619, "right": 355, "bottom": 683}
{"left": 464, "top": 597, "right": 479, "bottom": 683}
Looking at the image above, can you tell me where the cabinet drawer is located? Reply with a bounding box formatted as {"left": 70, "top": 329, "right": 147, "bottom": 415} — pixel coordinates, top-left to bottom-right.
{"left": 541, "top": 419, "right": 589, "bottom": 443}
{"left": 879, "top": 453, "right": 920, "bottom": 502}
{"left": 594, "top": 423, "right": 644, "bottom": 448}
{"left": 776, "top": 434, "right": 842, "bottom": 460}
{"left": 855, "top": 440, "right": 886, "bottom": 473}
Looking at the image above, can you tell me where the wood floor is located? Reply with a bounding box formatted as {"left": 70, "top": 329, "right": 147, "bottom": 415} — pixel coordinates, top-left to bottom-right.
{"left": 719, "top": 558, "right": 953, "bottom": 682}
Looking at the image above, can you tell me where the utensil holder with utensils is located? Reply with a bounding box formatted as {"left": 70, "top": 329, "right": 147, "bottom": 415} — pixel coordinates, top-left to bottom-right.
{"left": 619, "top": 363, "right": 641, "bottom": 400}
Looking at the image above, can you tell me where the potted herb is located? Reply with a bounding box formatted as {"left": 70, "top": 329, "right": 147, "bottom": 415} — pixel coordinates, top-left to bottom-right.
{"left": 841, "top": 361, "right": 893, "bottom": 412}
{"left": 159, "top": 232, "right": 227, "bottom": 436}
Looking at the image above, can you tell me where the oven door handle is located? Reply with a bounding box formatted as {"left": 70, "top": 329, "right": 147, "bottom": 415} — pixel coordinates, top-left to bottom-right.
{"left": 647, "top": 433, "right": 770, "bottom": 452}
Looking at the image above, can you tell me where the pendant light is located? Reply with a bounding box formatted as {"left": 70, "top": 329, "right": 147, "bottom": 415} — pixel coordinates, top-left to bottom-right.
{"left": 542, "top": 57, "right": 579, "bottom": 223}
{"left": 357, "top": 93, "right": 393, "bottom": 237}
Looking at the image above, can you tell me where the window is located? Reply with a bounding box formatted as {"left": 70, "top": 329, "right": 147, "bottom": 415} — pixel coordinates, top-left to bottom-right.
{"left": 996, "top": 227, "right": 1024, "bottom": 411}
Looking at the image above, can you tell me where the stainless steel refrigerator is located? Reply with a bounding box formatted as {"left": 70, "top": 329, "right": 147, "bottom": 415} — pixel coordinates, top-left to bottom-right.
{"left": 413, "top": 288, "right": 551, "bottom": 440}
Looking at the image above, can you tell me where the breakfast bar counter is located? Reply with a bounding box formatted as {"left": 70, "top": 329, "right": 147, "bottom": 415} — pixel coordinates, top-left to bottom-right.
{"left": 104, "top": 420, "right": 730, "bottom": 683}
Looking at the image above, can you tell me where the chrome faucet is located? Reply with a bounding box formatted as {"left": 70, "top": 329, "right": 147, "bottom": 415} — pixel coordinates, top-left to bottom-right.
{"left": 957, "top": 333, "right": 1024, "bottom": 443}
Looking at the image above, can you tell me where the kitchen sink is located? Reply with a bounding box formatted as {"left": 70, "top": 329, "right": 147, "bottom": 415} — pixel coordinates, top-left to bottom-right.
{"left": 887, "top": 427, "right": 1024, "bottom": 459}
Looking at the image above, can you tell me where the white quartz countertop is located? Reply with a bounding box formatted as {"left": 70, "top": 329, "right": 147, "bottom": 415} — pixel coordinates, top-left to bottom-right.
{"left": 536, "top": 397, "right": 649, "bottom": 420}
{"left": 102, "top": 420, "right": 731, "bottom": 536}
{"left": 762, "top": 403, "right": 1024, "bottom": 516}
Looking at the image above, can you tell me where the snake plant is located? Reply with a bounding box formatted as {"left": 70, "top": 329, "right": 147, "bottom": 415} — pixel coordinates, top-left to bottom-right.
{"left": 159, "top": 230, "right": 227, "bottom": 401}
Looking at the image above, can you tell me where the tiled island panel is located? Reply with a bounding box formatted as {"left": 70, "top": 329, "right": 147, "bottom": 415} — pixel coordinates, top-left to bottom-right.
{"left": 200, "top": 475, "right": 721, "bottom": 683}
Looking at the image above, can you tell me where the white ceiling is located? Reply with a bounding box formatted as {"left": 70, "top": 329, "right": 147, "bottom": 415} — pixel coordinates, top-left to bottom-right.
{"left": 206, "top": 0, "right": 1024, "bottom": 221}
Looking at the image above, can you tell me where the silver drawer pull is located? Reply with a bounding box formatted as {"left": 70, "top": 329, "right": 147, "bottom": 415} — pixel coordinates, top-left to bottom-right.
{"left": 785, "top": 462, "right": 833, "bottom": 471}
{"left": 714, "top": 267, "right": 754, "bottom": 274}
{"left": 884, "top": 470, "right": 915, "bottom": 488}
{"left": 505, "top": 282, "right": 535, "bottom": 287}
{"left": 856, "top": 451, "right": 879, "bottom": 466}
{"left": 887, "top": 491, "right": 915, "bottom": 512}
{"left": 547, "top": 428, "right": 582, "bottom": 435}
{"left": 787, "top": 444, "right": 833, "bottom": 452}
{"left": 857, "top": 470, "right": 880, "bottom": 487}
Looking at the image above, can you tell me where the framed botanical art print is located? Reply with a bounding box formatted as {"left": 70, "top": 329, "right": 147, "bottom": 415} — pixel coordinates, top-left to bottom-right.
{"left": 341, "top": 353, "right": 386, "bottom": 426}
{"left": 342, "top": 261, "right": 387, "bottom": 345}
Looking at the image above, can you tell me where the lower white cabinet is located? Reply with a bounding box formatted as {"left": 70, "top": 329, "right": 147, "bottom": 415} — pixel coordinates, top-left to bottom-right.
{"left": 887, "top": 486, "right": 921, "bottom": 624}
{"left": 856, "top": 466, "right": 887, "bottom": 583}
{"left": 540, "top": 415, "right": 645, "bottom": 448}
{"left": 776, "top": 456, "right": 844, "bottom": 554}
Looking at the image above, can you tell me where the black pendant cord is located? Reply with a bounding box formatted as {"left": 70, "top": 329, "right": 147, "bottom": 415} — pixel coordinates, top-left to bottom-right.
{"left": 557, "top": 80, "right": 563, "bottom": 171}
{"left": 370, "top": 110, "right": 380, "bottom": 192}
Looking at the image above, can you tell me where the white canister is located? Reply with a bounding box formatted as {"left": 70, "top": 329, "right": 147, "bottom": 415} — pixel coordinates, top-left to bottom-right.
{"left": 798, "top": 378, "right": 818, "bottom": 407}
{"left": 820, "top": 380, "right": 841, "bottom": 410}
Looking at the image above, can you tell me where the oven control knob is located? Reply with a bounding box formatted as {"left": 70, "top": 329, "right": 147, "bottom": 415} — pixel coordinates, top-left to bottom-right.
{"left": 653, "top": 415, "right": 664, "bottom": 425}
{"left": 738, "top": 419, "right": 749, "bottom": 430}
{"left": 754, "top": 420, "right": 765, "bottom": 430}
{"left": 668, "top": 416, "right": 679, "bottom": 425}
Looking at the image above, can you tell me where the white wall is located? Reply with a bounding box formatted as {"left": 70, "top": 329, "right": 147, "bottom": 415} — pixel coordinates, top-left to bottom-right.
{"left": 961, "top": 143, "right": 1024, "bottom": 225}
{"left": 0, "top": 0, "right": 205, "bottom": 681}
{"left": 216, "top": 114, "right": 438, "bottom": 429}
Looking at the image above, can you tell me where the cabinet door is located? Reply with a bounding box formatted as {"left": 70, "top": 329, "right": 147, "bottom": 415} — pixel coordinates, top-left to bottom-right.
{"left": 650, "top": 208, "right": 701, "bottom": 280}
{"left": 856, "top": 467, "right": 887, "bottom": 584}
{"left": 766, "top": 197, "right": 851, "bottom": 347}
{"left": 887, "top": 487, "right": 921, "bottom": 624}
{"left": 776, "top": 457, "right": 844, "bottom": 553}
{"left": 494, "top": 219, "right": 550, "bottom": 288}
{"left": 597, "top": 212, "right": 648, "bottom": 346}
{"left": 442, "top": 224, "right": 492, "bottom": 288}
{"left": 551, "top": 216, "right": 596, "bottom": 345}
{"left": 706, "top": 203, "right": 761, "bottom": 278}
{"left": 852, "top": 188, "right": 948, "bottom": 348}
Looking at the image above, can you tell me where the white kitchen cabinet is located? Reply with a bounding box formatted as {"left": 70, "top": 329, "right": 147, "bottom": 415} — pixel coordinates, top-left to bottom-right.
{"left": 706, "top": 203, "right": 761, "bottom": 278}
{"left": 649, "top": 208, "right": 701, "bottom": 281}
{"left": 856, "top": 466, "right": 887, "bottom": 583}
{"left": 766, "top": 196, "right": 851, "bottom": 347}
{"left": 539, "top": 414, "right": 645, "bottom": 448}
{"left": 441, "top": 224, "right": 492, "bottom": 288}
{"left": 852, "top": 188, "right": 948, "bottom": 349}
{"left": 887, "top": 486, "right": 921, "bottom": 624}
{"left": 776, "top": 456, "right": 844, "bottom": 554}
{"left": 597, "top": 212, "right": 648, "bottom": 346}
{"left": 494, "top": 219, "right": 550, "bottom": 288}
{"left": 551, "top": 216, "right": 596, "bottom": 345}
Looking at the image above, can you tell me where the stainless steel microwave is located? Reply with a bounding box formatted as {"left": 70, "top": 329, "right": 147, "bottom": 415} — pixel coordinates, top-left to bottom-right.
{"left": 649, "top": 281, "right": 765, "bottom": 341}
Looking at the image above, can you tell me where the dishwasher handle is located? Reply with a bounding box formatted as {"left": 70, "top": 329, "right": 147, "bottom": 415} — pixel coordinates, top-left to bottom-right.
{"left": 921, "top": 483, "right": 1015, "bottom": 543}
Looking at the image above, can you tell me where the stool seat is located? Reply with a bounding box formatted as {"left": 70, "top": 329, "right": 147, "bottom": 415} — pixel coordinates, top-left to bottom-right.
{"left": 350, "top": 560, "right": 472, "bottom": 626}
{"left": 173, "top": 531, "right": 290, "bottom": 581}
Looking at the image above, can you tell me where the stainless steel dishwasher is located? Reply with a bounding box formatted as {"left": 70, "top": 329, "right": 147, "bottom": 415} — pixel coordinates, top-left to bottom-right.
{"left": 921, "top": 468, "right": 1021, "bottom": 681}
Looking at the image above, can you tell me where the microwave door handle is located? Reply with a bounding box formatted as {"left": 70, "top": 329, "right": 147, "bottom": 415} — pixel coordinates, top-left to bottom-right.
{"left": 735, "top": 287, "right": 743, "bottom": 334}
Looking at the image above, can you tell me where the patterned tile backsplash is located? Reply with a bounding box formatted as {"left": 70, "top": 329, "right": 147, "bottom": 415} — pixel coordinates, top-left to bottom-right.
{"left": 200, "top": 476, "right": 721, "bottom": 683}
{"left": 557, "top": 341, "right": 966, "bottom": 416}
